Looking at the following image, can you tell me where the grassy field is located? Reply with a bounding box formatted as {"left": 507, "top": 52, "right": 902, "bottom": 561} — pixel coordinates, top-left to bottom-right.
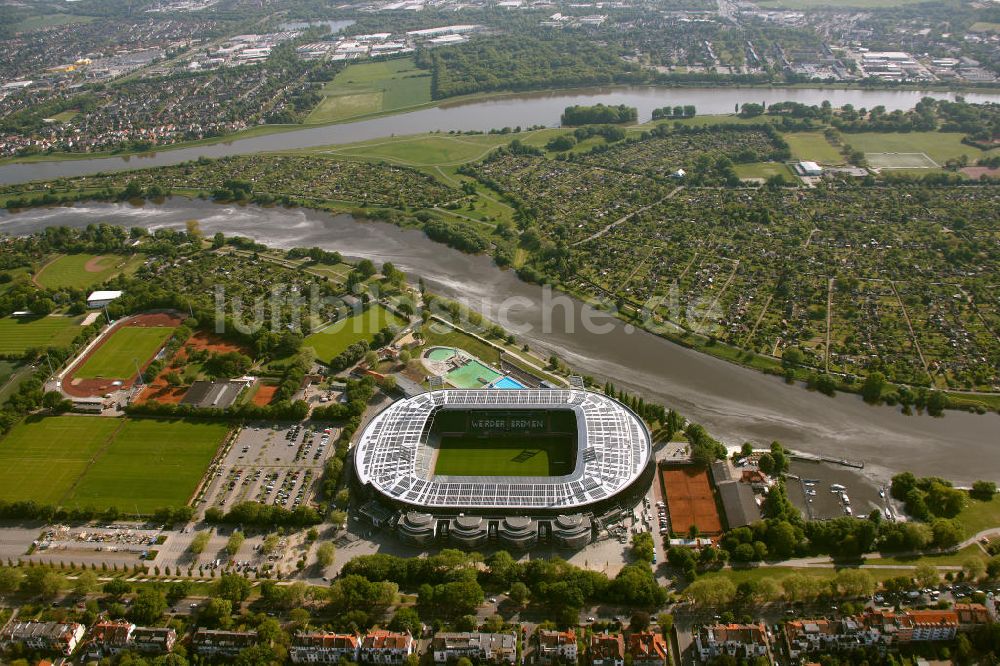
{"left": 969, "top": 22, "right": 1000, "bottom": 33}
{"left": 756, "top": 0, "right": 928, "bottom": 7}
{"left": 306, "top": 58, "right": 432, "bottom": 124}
{"left": 35, "top": 253, "right": 144, "bottom": 290}
{"left": 0, "top": 416, "right": 121, "bottom": 505}
{"left": 304, "top": 305, "right": 404, "bottom": 361}
{"left": 74, "top": 326, "right": 174, "bottom": 379}
{"left": 847, "top": 131, "right": 995, "bottom": 165}
{"left": 956, "top": 493, "right": 1000, "bottom": 537}
{"left": 421, "top": 322, "right": 502, "bottom": 365}
{"left": 434, "top": 435, "right": 574, "bottom": 476}
{"left": 784, "top": 132, "right": 844, "bottom": 164}
{"left": 66, "top": 419, "right": 230, "bottom": 511}
{"left": 733, "top": 162, "right": 798, "bottom": 180}
{"left": 13, "top": 13, "right": 95, "bottom": 31}
{"left": 329, "top": 134, "right": 512, "bottom": 167}
{"left": 0, "top": 315, "right": 83, "bottom": 356}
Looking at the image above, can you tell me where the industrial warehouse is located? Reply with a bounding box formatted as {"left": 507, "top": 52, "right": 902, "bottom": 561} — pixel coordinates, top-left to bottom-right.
{"left": 352, "top": 389, "right": 655, "bottom": 550}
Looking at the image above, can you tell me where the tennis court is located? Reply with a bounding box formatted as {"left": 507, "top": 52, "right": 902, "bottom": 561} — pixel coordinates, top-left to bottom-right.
{"left": 661, "top": 465, "right": 723, "bottom": 536}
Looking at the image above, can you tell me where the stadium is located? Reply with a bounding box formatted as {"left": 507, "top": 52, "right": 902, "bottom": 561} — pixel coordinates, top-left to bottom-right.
{"left": 353, "top": 388, "right": 653, "bottom": 550}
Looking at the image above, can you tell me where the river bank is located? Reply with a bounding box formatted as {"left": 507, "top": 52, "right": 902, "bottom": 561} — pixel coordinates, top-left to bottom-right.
{"left": 3, "top": 198, "right": 998, "bottom": 484}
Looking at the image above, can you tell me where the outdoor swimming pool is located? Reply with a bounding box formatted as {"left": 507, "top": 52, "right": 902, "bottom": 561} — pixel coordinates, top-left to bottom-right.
{"left": 426, "top": 347, "right": 457, "bottom": 361}
{"left": 445, "top": 359, "right": 502, "bottom": 389}
{"left": 492, "top": 377, "right": 526, "bottom": 389}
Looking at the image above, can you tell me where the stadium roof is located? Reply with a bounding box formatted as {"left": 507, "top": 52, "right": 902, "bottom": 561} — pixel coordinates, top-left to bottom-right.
{"left": 354, "top": 389, "right": 651, "bottom": 511}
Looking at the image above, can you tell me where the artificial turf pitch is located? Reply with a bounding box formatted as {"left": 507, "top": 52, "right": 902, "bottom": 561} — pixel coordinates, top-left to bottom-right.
{"left": 433, "top": 435, "right": 575, "bottom": 477}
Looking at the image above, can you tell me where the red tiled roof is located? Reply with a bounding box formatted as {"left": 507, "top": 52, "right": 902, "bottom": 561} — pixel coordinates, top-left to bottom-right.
{"left": 590, "top": 633, "right": 625, "bottom": 659}
{"left": 363, "top": 630, "right": 411, "bottom": 650}
{"left": 628, "top": 632, "right": 667, "bottom": 661}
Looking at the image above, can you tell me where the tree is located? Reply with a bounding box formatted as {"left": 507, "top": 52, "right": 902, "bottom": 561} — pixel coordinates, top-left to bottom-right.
{"left": 632, "top": 533, "right": 655, "bottom": 563}
{"left": 931, "top": 518, "right": 964, "bottom": 548}
{"left": 217, "top": 573, "right": 252, "bottom": 604}
{"left": 685, "top": 577, "right": 736, "bottom": 606}
{"left": 226, "top": 531, "right": 245, "bottom": 557}
{"left": 971, "top": 481, "right": 997, "bottom": 502}
{"left": 0, "top": 567, "right": 23, "bottom": 595}
{"left": 103, "top": 578, "right": 131, "bottom": 598}
{"left": 129, "top": 588, "right": 167, "bottom": 625}
{"left": 963, "top": 557, "right": 987, "bottom": 582}
{"left": 757, "top": 453, "right": 775, "bottom": 476}
{"left": 262, "top": 533, "right": 280, "bottom": 555}
{"left": 23, "top": 567, "right": 63, "bottom": 599}
{"left": 198, "top": 598, "right": 234, "bottom": 629}
{"left": 834, "top": 570, "right": 875, "bottom": 598}
{"left": 389, "top": 607, "right": 422, "bottom": 635}
{"left": 316, "top": 542, "right": 335, "bottom": 568}
{"left": 861, "top": 371, "right": 886, "bottom": 403}
{"left": 630, "top": 611, "right": 650, "bottom": 631}
{"left": 915, "top": 564, "right": 940, "bottom": 589}
{"left": 508, "top": 581, "right": 529, "bottom": 607}
{"left": 73, "top": 570, "right": 98, "bottom": 595}
{"left": 189, "top": 531, "right": 210, "bottom": 555}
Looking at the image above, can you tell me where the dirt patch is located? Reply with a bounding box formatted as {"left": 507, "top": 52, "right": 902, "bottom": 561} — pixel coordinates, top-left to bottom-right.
{"left": 184, "top": 331, "right": 249, "bottom": 355}
{"left": 661, "top": 465, "right": 723, "bottom": 537}
{"left": 138, "top": 383, "right": 188, "bottom": 404}
{"left": 251, "top": 382, "right": 279, "bottom": 406}
{"left": 61, "top": 312, "right": 183, "bottom": 398}
{"left": 960, "top": 166, "right": 1000, "bottom": 180}
{"left": 83, "top": 255, "right": 111, "bottom": 273}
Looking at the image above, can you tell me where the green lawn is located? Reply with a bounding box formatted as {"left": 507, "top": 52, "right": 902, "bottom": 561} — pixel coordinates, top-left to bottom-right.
{"left": 756, "top": 0, "right": 928, "bottom": 7}
{"left": 304, "top": 305, "right": 404, "bottom": 362}
{"left": 433, "top": 435, "right": 574, "bottom": 477}
{"left": 956, "top": 493, "right": 1000, "bottom": 537}
{"left": 784, "top": 132, "right": 844, "bottom": 164}
{"left": 35, "top": 253, "right": 144, "bottom": 290}
{"left": 421, "top": 322, "right": 502, "bottom": 365}
{"left": 66, "top": 419, "right": 230, "bottom": 512}
{"left": 847, "top": 131, "right": 996, "bottom": 165}
{"left": 14, "top": 13, "right": 95, "bottom": 31}
{"left": 305, "top": 58, "right": 432, "bottom": 124}
{"left": 969, "top": 22, "right": 1000, "bottom": 33}
{"left": 74, "top": 326, "right": 174, "bottom": 379}
{"left": 733, "top": 162, "right": 798, "bottom": 181}
{"left": 0, "top": 416, "right": 121, "bottom": 505}
{"left": 330, "top": 134, "right": 511, "bottom": 167}
{"left": 0, "top": 315, "right": 83, "bottom": 356}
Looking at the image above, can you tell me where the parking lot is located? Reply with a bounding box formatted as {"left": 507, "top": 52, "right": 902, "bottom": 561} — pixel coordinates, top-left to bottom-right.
{"left": 198, "top": 422, "right": 340, "bottom": 516}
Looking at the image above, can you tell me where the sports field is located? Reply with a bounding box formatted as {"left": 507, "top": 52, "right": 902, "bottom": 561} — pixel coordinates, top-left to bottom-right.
{"left": 848, "top": 131, "right": 991, "bottom": 165}
{"left": 74, "top": 326, "right": 174, "bottom": 379}
{"left": 34, "top": 253, "right": 143, "bottom": 290}
{"left": 0, "top": 315, "right": 83, "bottom": 356}
{"left": 66, "top": 419, "right": 230, "bottom": 512}
{"left": 784, "top": 132, "right": 843, "bottom": 164}
{"left": 0, "top": 416, "right": 121, "bottom": 505}
{"left": 661, "top": 465, "right": 723, "bottom": 536}
{"left": 306, "top": 58, "right": 432, "bottom": 124}
{"left": 0, "top": 416, "right": 228, "bottom": 510}
{"left": 865, "top": 152, "right": 939, "bottom": 169}
{"left": 733, "top": 162, "right": 797, "bottom": 181}
{"left": 304, "top": 305, "right": 403, "bottom": 361}
{"left": 434, "top": 435, "right": 575, "bottom": 477}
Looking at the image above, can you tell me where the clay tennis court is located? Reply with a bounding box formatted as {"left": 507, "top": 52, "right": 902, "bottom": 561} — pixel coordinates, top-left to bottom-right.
{"left": 251, "top": 382, "right": 279, "bottom": 406}
{"left": 661, "top": 465, "right": 723, "bottom": 536}
{"left": 138, "top": 331, "right": 250, "bottom": 404}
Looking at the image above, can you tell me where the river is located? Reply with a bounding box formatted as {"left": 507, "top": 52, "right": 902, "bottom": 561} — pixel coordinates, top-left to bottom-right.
{"left": 2, "top": 199, "right": 997, "bottom": 484}
{"left": 2, "top": 85, "right": 999, "bottom": 185}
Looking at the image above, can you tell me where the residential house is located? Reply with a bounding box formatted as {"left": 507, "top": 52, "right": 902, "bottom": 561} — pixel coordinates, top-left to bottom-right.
{"left": 132, "top": 626, "right": 177, "bottom": 654}
{"left": 85, "top": 620, "right": 135, "bottom": 658}
{"left": 361, "top": 631, "right": 413, "bottom": 665}
{"left": 0, "top": 622, "right": 86, "bottom": 656}
{"left": 954, "top": 603, "right": 992, "bottom": 631}
{"left": 628, "top": 632, "right": 669, "bottom": 666}
{"left": 537, "top": 629, "right": 577, "bottom": 664}
{"left": 695, "top": 623, "right": 771, "bottom": 663}
{"left": 907, "top": 611, "right": 959, "bottom": 642}
{"left": 290, "top": 632, "right": 360, "bottom": 664}
{"left": 432, "top": 632, "right": 516, "bottom": 665}
{"left": 784, "top": 617, "right": 886, "bottom": 661}
{"left": 193, "top": 628, "right": 259, "bottom": 657}
{"left": 589, "top": 632, "right": 625, "bottom": 666}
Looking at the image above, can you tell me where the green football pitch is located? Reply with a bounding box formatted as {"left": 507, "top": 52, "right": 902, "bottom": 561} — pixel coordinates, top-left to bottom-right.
{"left": 433, "top": 435, "right": 575, "bottom": 477}
{"left": 74, "top": 326, "right": 174, "bottom": 379}
{"left": 0, "top": 416, "right": 228, "bottom": 511}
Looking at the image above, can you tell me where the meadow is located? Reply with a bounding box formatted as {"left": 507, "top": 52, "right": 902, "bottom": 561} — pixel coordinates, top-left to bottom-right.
{"left": 34, "top": 253, "right": 144, "bottom": 290}
{"left": 306, "top": 58, "right": 432, "bottom": 124}
{"left": 304, "top": 305, "right": 404, "bottom": 361}
{"left": 74, "top": 326, "right": 174, "bottom": 379}
{"left": 0, "top": 315, "right": 83, "bottom": 356}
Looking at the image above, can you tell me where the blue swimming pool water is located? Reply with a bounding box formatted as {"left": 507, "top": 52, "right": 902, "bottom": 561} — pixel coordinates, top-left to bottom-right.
{"left": 492, "top": 376, "right": 526, "bottom": 389}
